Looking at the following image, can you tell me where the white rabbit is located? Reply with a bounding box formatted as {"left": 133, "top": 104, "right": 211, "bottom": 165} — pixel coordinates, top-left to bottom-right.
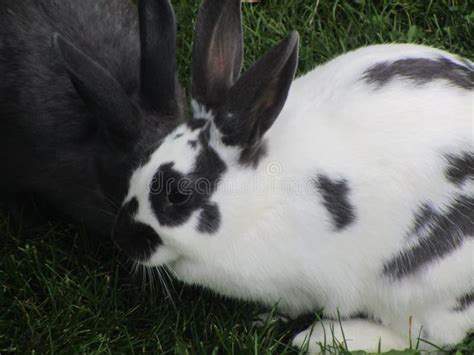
{"left": 113, "top": 0, "right": 473, "bottom": 352}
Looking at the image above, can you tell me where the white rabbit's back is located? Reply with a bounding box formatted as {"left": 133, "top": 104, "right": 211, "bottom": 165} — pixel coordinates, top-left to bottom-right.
{"left": 258, "top": 44, "right": 473, "bottom": 345}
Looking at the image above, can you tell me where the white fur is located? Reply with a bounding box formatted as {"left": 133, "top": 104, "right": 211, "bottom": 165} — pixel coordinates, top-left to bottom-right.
{"left": 128, "top": 44, "right": 473, "bottom": 352}
{"left": 292, "top": 319, "right": 409, "bottom": 353}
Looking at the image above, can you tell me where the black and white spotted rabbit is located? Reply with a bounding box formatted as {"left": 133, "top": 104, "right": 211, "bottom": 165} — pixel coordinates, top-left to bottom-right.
{"left": 0, "top": 0, "right": 183, "bottom": 233}
{"left": 113, "top": 0, "right": 473, "bottom": 352}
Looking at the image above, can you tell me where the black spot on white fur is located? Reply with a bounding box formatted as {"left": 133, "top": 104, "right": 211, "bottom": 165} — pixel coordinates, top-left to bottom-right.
{"left": 315, "top": 175, "right": 355, "bottom": 231}
{"left": 363, "top": 57, "right": 474, "bottom": 90}
{"left": 453, "top": 292, "right": 474, "bottom": 312}
{"left": 198, "top": 202, "right": 220, "bottom": 233}
{"left": 407, "top": 203, "right": 438, "bottom": 238}
{"left": 113, "top": 198, "right": 163, "bottom": 260}
{"left": 150, "top": 162, "right": 193, "bottom": 227}
{"left": 383, "top": 196, "right": 474, "bottom": 279}
{"left": 188, "top": 140, "right": 198, "bottom": 149}
{"left": 149, "top": 126, "right": 226, "bottom": 233}
{"left": 174, "top": 133, "right": 183, "bottom": 139}
{"left": 445, "top": 152, "right": 474, "bottom": 186}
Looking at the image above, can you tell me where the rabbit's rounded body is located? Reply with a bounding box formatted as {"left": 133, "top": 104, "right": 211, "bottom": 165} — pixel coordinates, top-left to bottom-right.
{"left": 0, "top": 0, "right": 138, "bottom": 230}
{"left": 114, "top": 0, "right": 473, "bottom": 351}
{"left": 171, "top": 44, "right": 473, "bottom": 347}
{"left": 0, "top": 0, "right": 183, "bottom": 232}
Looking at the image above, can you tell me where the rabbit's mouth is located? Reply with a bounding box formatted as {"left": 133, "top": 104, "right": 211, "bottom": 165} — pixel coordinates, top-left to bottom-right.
{"left": 112, "top": 198, "right": 163, "bottom": 262}
{"left": 142, "top": 247, "right": 181, "bottom": 268}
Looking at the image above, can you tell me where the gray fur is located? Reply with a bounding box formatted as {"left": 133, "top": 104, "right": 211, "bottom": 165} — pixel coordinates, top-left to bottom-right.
{"left": 383, "top": 196, "right": 474, "bottom": 279}
{"left": 445, "top": 152, "right": 474, "bottom": 186}
{"left": 363, "top": 57, "right": 474, "bottom": 90}
{"left": 0, "top": 0, "right": 183, "bottom": 234}
{"left": 453, "top": 292, "right": 474, "bottom": 312}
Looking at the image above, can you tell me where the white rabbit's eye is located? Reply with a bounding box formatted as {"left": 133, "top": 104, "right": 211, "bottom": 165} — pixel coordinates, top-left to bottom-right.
{"left": 167, "top": 188, "right": 189, "bottom": 205}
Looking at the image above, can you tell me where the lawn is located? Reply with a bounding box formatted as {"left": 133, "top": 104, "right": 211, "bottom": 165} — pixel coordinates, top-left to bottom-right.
{"left": 1, "top": 0, "right": 473, "bottom": 354}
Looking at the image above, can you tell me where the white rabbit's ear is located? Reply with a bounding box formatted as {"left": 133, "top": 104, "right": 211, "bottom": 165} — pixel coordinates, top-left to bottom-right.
{"left": 53, "top": 33, "right": 140, "bottom": 150}
{"left": 138, "top": 0, "right": 180, "bottom": 116}
{"left": 192, "top": 0, "right": 243, "bottom": 108}
{"left": 217, "top": 32, "right": 299, "bottom": 147}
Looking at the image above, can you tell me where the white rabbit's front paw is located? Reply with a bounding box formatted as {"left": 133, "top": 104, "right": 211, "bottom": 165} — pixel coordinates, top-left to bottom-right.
{"left": 292, "top": 319, "right": 409, "bottom": 354}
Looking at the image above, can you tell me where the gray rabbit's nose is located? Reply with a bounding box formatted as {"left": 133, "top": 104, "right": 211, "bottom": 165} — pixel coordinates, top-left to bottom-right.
{"left": 112, "top": 198, "right": 162, "bottom": 261}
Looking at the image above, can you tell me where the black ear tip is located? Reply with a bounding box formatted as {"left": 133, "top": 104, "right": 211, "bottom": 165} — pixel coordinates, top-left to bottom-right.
{"left": 140, "top": 0, "right": 176, "bottom": 19}
{"left": 287, "top": 31, "right": 300, "bottom": 48}
{"left": 273, "top": 31, "right": 299, "bottom": 64}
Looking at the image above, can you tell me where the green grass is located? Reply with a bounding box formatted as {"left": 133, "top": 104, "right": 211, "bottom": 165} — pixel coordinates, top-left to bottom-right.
{"left": 1, "top": 0, "right": 473, "bottom": 353}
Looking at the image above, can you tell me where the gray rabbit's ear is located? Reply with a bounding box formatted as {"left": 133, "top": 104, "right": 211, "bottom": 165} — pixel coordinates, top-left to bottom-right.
{"left": 139, "top": 0, "right": 180, "bottom": 116}
{"left": 192, "top": 0, "right": 243, "bottom": 108}
{"left": 53, "top": 34, "right": 140, "bottom": 149}
{"left": 218, "top": 32, "right": 299, "bottom": 148}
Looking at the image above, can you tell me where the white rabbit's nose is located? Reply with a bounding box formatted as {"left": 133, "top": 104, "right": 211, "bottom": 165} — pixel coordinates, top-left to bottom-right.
{"left": 113, "top": 198, "right": 162, "bottom": 261}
